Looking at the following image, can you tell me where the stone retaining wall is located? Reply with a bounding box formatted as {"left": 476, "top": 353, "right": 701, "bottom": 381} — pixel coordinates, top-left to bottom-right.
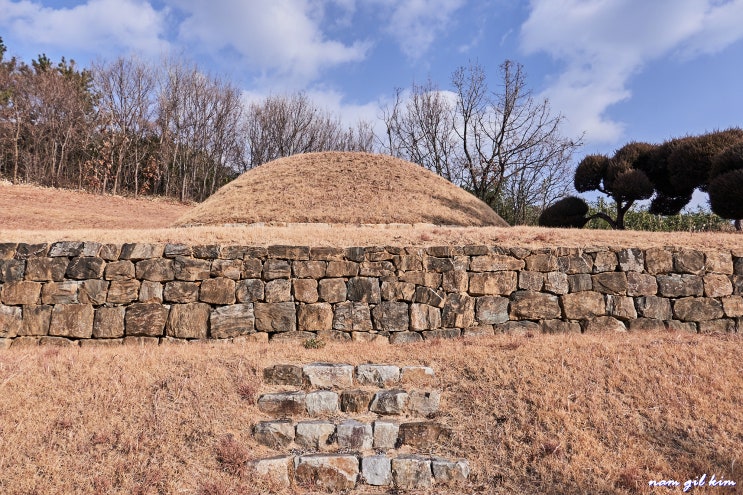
{"left": 0, "top": 241, "right": 742, "bottom": 346}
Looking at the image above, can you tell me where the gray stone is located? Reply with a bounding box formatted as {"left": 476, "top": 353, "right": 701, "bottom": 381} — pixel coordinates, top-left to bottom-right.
{"left": 336, "top": 419, "right": 373, "bottom": 450}
{"left": 333, "top": 302, "right": 372, "bottom": 331}
{"left": 592, "top": 251, "right": 618, "bottom": 273}
{"left": 626, "top": 272, "right": 657, "bottom": 296}
{"left": 119, "top": 243, "right": 163, "bottom": 260}
{"left": 356, "top": 364, "right": 400, "bottom": 387}
{"left": 263, "top": 364, "right": 305, "bottom": 386}
{"left": 583, "top": 316, "right": 627, "bottom": 333}
{"left": 629, "top": 318, "right": 667, "bottom": 332}
{"left": 373, "top": 421, "right": 399, "bottom": 450}
{"left": 645, "top": 248, "right": 673, "bottom": 274}
{"left": 210, "top": 304, "right": 254, "bottom": 338}
{"left": 475, "top": 296, "right": 509, "bottom": 324}
{"left": 268, "top": 245, "right": 310, "bottom": 260}
{"left": 263, "top": 259, "right": 291, "bottom": 280}
{"left": 25, "top": 257, "right": 68, "bottom": 281}
{"left": 617, "top": 248, "right": 644, "bottom": 272}
{"left": 698, "top": 319, "right": 736, "bottom": 333}
{"left": 253, "top": 420, "right": 295, "bottom": 449}
{"left": 432, "top": 458, "right": 470, "bottom": 484}
{"left": 706, "top": 251, "right": 733, "bottom": 274}
{"left": 666, "top": 320, "right": 697, "bottom": 333}
{"left": 0, "top": 304, "right": 22, "bottom": 337}
{"left": 362, "top": 456, "right": 392, "bottom": 486}
{"left": 292, "top": 260, "right": 326, "bottom": 279}
{"left": 389, "top": 331, "right": 424, "bottom": 343}
{"left": 518, "top": 271, "right": 544, "bottom": 291}
{"left": 298, "top": 303, "right": 334, "bottom": 331}
{"left": 163, "top": 281, "right": 199, "bottom": 303}
{"left": 541, "top": 319, "right": 581, "bottom": 334}
{"left": 14, "top": 243, "right": 48, "bottom": 259}
{"left": 0, "top": 243, "right": 16, "bottom": 260}
{"left": 408, "top": 390, "right": 441, "bottom": 416}
{"left": 561, "top": 291, "right": 605, "bottom": 320}
{"left": 20, "top": 305, "right": 51, "bottom": 336}
{"left": 166, "top": 303, "right": 210, "bottom": 339}
{"left": 543, "top": 271, "right": 569, "bottom": 295}
{"left": 250, "top": 456, "right": 292, "bottom": 488}
{"left": 235, "top": 279, "right": 263, "bottom": 303}
{"left": 306, "top": 390, "right": 339, "bottom": 416}
{"left": 673, "top": 297, "right": 724, "bottom": 322}
{"left": 497, "top": 320, "right": 540, "bottom": 334}
{"left": 568, "top": 274, "right": 592, "bottom": 292}
{"left": 106, "top": 280, "right": 140, "bottom": 304}
{"left": 49, "top": 304, "right": 94, "bottom": 338}
{"left": 392, "top": 455, "right": 432, "bottom": 489}
{"left": 360, "top": 260, "right": 395, "bottom": 277}
{"left": 255, "top": 302, "right": 296, "bottom": 333}
{"left": 293, "top": 279, "right": 318, "bottom": 303}
{"left": 592, "top": 272, "right": 628, "bottom": 295}
{"left": 192, "top": 245, "right": 220, "bottom": 259}
{"left": 210, "top": 259, "right": 242, "bottom": 280}
{"left": 470, "top": 254, "right": 524, "bottom": 271}
{"left": 326, "top": 260, "right": 359, "bottom": 277}
{"left": 409, "top": 304, "right": 441, "bottom": 330}
{"left": 468, "top": 271, "right": 517, "bottom": 296}
{"left": 2, "top": 281, "right": 41, "bottom": 305}
{"left": 49, "top": 241, "right": 83, "bottom": 257}
{"left": 636, "top": 296, "right": 672, "bottom": 320}
{"left": 340, "top": 389, "right": 374, "bottom": 413}
{"left": 265, "top": 279, "right": 291, "bottom": 303}
{"left": 257, "top": 391, "right": 306, "bottom": 415}
{"left": 657, "top": 274, "right": 703, "bottom": 297}
{"left": 525, "top": 253, "right": 558, "bottom": 272}
{"left": 164, "top": 243, "right": 192, "bottom": 258}
{"left": 0, "top": 259, "right": 25, "bottom": 282}
{"left": 294, "top": 454, "right": 358, "bottom": 491}
{"left": 309, "top": 246, "right": 345, "bottom": 261}
{"left": 413, "top": 286, "right": 445, "bottom": 307}
{"left": 347, "top": 277, "right": 381, "bottom": 303}
{"left": 510, "top": 291, "right": 561, "bottom": 320}
{"left": 125, "top": 303, "right": 169, "bottom": 337}
{"left": 200, "top": 278, "right": 236, "bottom": 305}
{"left": 462, "top": 325, "right": 495, "bottom": 338}
{"left": 441, "top": 293, "right": 475, "bottom": 327}
{"left": 372, "top": 301, "right": 409, "bottom": 332}
{"left": 558, "top": 254, "right": 593, "bottom": 274}
{"left": 370, "top": 389, "right": 409, "bottom": 415}
{"left": 318, "top": 278, "right": 347, "bottom": 303}
{"left": 674, "top": 249, "right": 706, "bottom": 275}
{"left": 137, "top": 280, "right": 162, "bottom": 304}
{"left": 93, "top": 306, "right": 125, "bottom": 338}
{"left": 98, "top": 244, "right": 121, "bottom": 261}
{"left": 606, "top": 295, "right": 637, "bottom": 321}
{"left": 703, "top": 274, "right": 733, "bottom": 297}
{"left": 78, "top": 279, "right": 109, "bottom": 305}
{"left": 295, "top": 421, "right": 336, "bottom": 451}
{"left": 65, "top": 257, "right": 105, "bottom": 280}
{"left": 173, "top": 257, "right": 211, "bottom": 281}
{"left": 303, "top": 363, "right": 354, "bottom": 388}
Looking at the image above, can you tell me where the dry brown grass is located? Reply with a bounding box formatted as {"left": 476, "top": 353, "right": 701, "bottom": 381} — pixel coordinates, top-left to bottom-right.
{"left": 174, "top": 152, "right": 508, "bottom": 227}
{"left": 0, "top": 333, "right": 741, "bottom": 494}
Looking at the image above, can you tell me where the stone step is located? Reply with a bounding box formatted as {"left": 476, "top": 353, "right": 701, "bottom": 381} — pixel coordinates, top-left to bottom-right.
{"left": 253, "top": 418, "right": 449, "bottom": 451}
{"left": 250, "top": 453, "right": 469, "bottom": 490}
{"left": 256, "top": 387, "right": 440, "bottom": 417}
{"left": 263, "top": 363, "right": 436, "bottom": 389}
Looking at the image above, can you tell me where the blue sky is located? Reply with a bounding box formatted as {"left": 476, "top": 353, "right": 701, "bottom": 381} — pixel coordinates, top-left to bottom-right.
{"left": 2, "top": 0, "right": 743, "bottom": 160}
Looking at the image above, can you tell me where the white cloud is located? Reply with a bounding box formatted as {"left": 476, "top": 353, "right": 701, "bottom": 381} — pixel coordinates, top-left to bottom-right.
{"left": 520, "top": 0, "right": 743, "bottom": 145}
{"left": 169, "top": 0, "right": 369, "bottom": 87}
{"left": 0, "top": 0, "right": 169, "bottom": 56}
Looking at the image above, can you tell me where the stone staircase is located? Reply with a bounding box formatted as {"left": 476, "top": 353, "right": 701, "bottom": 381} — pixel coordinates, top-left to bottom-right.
{"left": 249, "top": 363, "right": 469, "bottom": 491}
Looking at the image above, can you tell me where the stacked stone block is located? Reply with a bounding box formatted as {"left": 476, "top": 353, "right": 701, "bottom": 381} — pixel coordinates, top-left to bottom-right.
{"left": 250, "top": 363, "right": 469, "bottom": 490}
{"left": 1, "top": 242, "right": 742, "bottom": 347}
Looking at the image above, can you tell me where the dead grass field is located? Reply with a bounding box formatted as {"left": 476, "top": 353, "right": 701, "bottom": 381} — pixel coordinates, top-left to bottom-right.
{"left": 0, "top": 332, "right": 741, "bottom": 495}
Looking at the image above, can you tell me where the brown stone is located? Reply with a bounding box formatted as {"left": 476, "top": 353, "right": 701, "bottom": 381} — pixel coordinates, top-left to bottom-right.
{"left": 0, "top": 243, "right": 16, "bottom": 260}
{"left": 398, "top": 421, "right": 448, "bottom": 448}
{"left": 234, "top": 279, "right": 262, "bottom": 303}
{"left": 674, "top": 249, "right": 705, "bottom": 275}
{"left": 389, "top": 331, "right": 424, "bottom": 343}
{"left": 360, "top": 261, "right": 395, "bottom": 277}
{"left": 257, "top": 391, "right": 306, "bottom": 415}
{"left": 268, "top": 245, "right": 310, "bottom": 260}
{"left": 172, "top": 256, "right": 211, "bottom": 281}
{"left": 125, "top": 303, "right": 169, "bottom": 336}
{"left": 0, "top": 304, "right": 22, "bottom": 338}
{"left": 79, "top": 279, "right": 109, "bottom": 305}
{"left": 606, "top": 295, "right": 637, "bottom": 321}
{"left": 318, "top": 278, "right": 347, "bottom": 303}
{"left": 107, "top": 280, "right": 140, "bottom": 304}
{"left": 372, "top": 301, "right": 409, "bottom": 332}
{"left": 119, "top": 243, "right": 163, "bottom": 260}
{"left": 441, "top": 293, "right": 475, "bottom": 327}
{"left": 469, "top": 271, "right": 517, "bottom": 296}
{"left": 326, "top": 260, "right": 359, "bottom": 277}
{"left": 200, "top": 277, "right": 236, "bottom": 305}
{"left": 381, "top": 281, "right": 416, "bottom": 302}
{"left": 543, "top": 271, "right": 569, "bottom": 295}
{"left": 635, "top": 296, "right": 672, "bottom": 320}
{"left": 293, "top": 279, "right": 318, "bottom": 303}
{"left": 510, "top": 291, "right": 561, "bottom": 320}
{"left": 310, "top": 246, "right": 345, "bottom": 261}
{"left": 561, "top": 291, "right": 605, "bottom": 319}
{"left": 476, "top": 296, "right": 509, "bottom": 325}
{"left": 706, "top": 251, "right": 734, "bottom": 274}
{"left": 163, "top": 281, "right": 199, "bottom": 303}
{"left": 0, "top": 259, "right": 25, "bottom": 282}
{"left": 166, "top": 302, "right": 210, "bottom": 339}
{"left": 497, "top": 320, "right": 540, "bottom": 334}
{"left": 666, "top": 320, "right": 697, "bottom": 333}
{"left": 42, "top": 281, "right": 80, "bottom": 304}
{"left": 49, "top": 241, "right": 83, "bottom": 257}
{"left": 104, "top": 260, "right": 135, "bottom": 280}
{"left": 525, "top": 253, "right": 558, "bottom": 272}
{"left": 703, "top": 274, "right": 732, "bottom": 297}
{"left": 626, "top": 272, "right": 657, "bottom": 296}
{"left": 293, "top": 260, "right": 326, "bottom": 278}
{"left": 333, "top": 302, "right": 372, "bottom": 331}
{"left": 409, "top": 304, "right": 441, "bottom": 330}
{"left": 135, "top": 259, "right": 174, "bottom": 282}
{"left": 347, "top": 277, "right": 381, "bottom": 303}
{"left": 657, "top": 274, "right": 703, "bottom": 297}
{"left": 264, "top": 279, "right": 291, "bottom": 303}
{"left": 392, "top": 455, "right": 432, "bottom": 489}
{"left": 298, "top": 303, "right": 334, "bottom": 331}
{"left": 629, "top": 318, "right": 666, "bottom": 331}
{"left": 25, "top": 257, "right": 68, "bottom": 282}
{"left": 432, "top": 458, "right": 470, "bottom": 485}
{"left": 673, "top": 297, "right": 724, "bottom": 322}
{"left": 98, "top": 244, "right": 121, "bottom": 261}
{"left": 541, "top": 319, "right": 581, "bottom": 334}
{"left": 583, "top": 316, "right": 626, "bottom": 332}
{"left": 65, "top": 257, "right": 105, "bottom": 279}
{"left": 164, "top": 244, "right": 191, "bottom": 258}
{"left": 370, "top": 389, "right": 409, "bottom": 415}
{"left": 137, "top": 281, "right": 162, "bottom": 304}
{"left": 592, "top": 251, "right": 618, "bottom": 273}
{"left": 15, "top": 243, "right": 48, "bottom": 259}
{"left": 644, "top": 248, "right": 673, "bottom": 274}
{"left": 210, "top": 304, "right": 254, "bottom": 338}
{"left": 721, "top": 296, "right": 743, "bottom": 317}
{"left": 409, "top": 390, "right": 441, "bottom": 416}
{"left": 698, "top": 319, "right": 736, "bottom": 333}
{"left": 558, "top": 254, "right": 593, "bottom": 274}
{"left": 263, "top": 259, "right": 291, "bottom": 280}
{"left": 20, "top": 305, "right": 51, "bottom": 336}
{"left": 49, "top": 304, "right": 94, "bottom": 338}
{"left": 336, "top": 420, "right": 373, "bottom": 450}
{"left": 568, "top": 274, "right": 592, "bottom": 292}
{"left": 470, "top": 255, "right": 524, "bottom": 271}
{"left": 2, "top": 281, "right": 41, "bottom": 305}
{"left": 241, "top": 258, "right": 262, "bottom": 279}
{"left": 192, "top": 245, "right": 219, "bottom": 259}
{"left": 616, "top": 248, "right": 644, "bottom": 272}
{"left": 412, "top": 287, "right": 444, "bottom": 308}
{"left": 93, "top": 306, "right": 125, "bottom": 338}
{"left": 210, "top": 259, "right": 242, "bottom": 280}
{"left": 253, "top": 420, "right": 295, "bottom": 449}
{"left": 254, "top": 302, "right": 296, "bottom": 332}
{"left": 519, "top": 271, "right": 544, "bottom": 291}
{"left": 294, "top": 454, "right": 359, "bottom": 491}
{"left": 264, "top": 364, "right": 305, "bottom": 386}
{"left": 442, "top": 270, "right": 469, "bottom": 292}
{"left": 592, "top": 272, "right": 627, "bottom": 295}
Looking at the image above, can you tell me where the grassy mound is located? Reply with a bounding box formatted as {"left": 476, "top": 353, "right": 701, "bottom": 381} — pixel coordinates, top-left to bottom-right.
{"left": 174, "top": 152, "right": 508, "bottom": 227}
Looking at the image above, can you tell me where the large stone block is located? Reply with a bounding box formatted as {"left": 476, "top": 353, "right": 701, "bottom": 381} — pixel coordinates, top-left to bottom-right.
{"left": 0, "top": 259, "right": 25, "bottom": 282}
{"left": 49, "top": 241, "right": 83, "bottom": 257}
{"left": 706, "top": 251, "right": 733, "bottom": 274}
{"left": 469, "top": 271, "right": 518, "bottom": 296}
{"left": 413, "top": 286, "right": 445, "bottom": 307}
{"left": 476, "top": 296, "right": 509, "bottom": 325}
{"left": 235, "top": 279, "right": 263, "bottom": 303}
{"left": 558, "top": 254, "right": 593, "bottom": 274}
{"left": 392, "top": 455, "right": 432, "bottom": 489}
{"left": 192, "top": 245, "right": 219, "bottom": 259}
{"left": 306, "top": 390, "right": 339, "bottom": 415}
{"left": 333, "top": 302, "right": 372, "bottom": 331}
{"left": 347, "top": 277, "right": 381, "bottom": 303}
{"left": 292, "top": 260, "right": 327, "bottom": 279}
{"left": 263, "top": 259, "right": 291, "bottom": 280}
{"left": 0, "top": 243, "right": 16, "bottom": 260}
{"left": 135, "top": 259, "right": 174, "bottom": 282}
{"left": 25, "top": 257, "right": 68, "bottom": 282}
{"left": 210, "top": 304, "right": 254, "bottom": 338}
{"left": 626, "top": 272, "right": 657, "bottom": 296}
{"left": 340, "top": 389, "right": 374, "bottom": 413}
{"left": 644, "top": 248, "right": 673, "bottom": 274}
{"left": 268, "top": 245, "right": 310, "bottom": 260}
{"left": 137, "top": 280, "right": 162, "bottom": 304}
{"left": 303, "top": 363, "right": 354, "bottom": 388}
{"left": 264, "top": 279, "right": 291, "bottom": 303}
{"left": 119, "top": 243, "right": 163, "bottom": 260}
{"left": 370, "top": 389, "right": 409, "bottom": 415}
{"left": 336, "top": 419, "right": 373, "bottom": 450}
{"left": 372, "top": 301, "right": 409, "bottom": 332}
{"left": 441, "top": 293, "right": 475, "bottom": 327}
{"left": 15, "top": 243, "right": 48, "bottom": 259}
{"left": 199, "top": 278, "right": 236, "bottom": 305}
{"left": 362, "top": 456, "right": 392, "bottom": 486}
{"left": 65, "top": 257, "right": 105, "bottom": 280}
{"left": 657, "top": 274, "right": 703, "bottom": 297}
{"left": 636, "top": 296, "right": 672, "bottom": 320}
{"left": 241, "top": 258, "right": 263, "bottom": 278}
{"left": 592, "top": 251, "right": 618, "bottom": 273}
{"left": 721, "top": 296, "right": 743, "bottom": 317}
{"left": 543, "top": 271, "right": 569, "bottom": 295}
{"left": 606, "top": 295, "right": 637, "bottom": 321}
{"left": 703, "top": 274, "right": 733, "bottom": 297}
{"left": 373, "top": 420, "right": 400, "bottom": 450}
{"left": 298, "top": 303, "right": 334, "bottom": 331}
{"left": 356, "top": 364, "right": 400, "bottom": 387}
{"left": 561, "top": 291, "right": 605, "bottom": 319}
{"left": 79, "top": 279, "right": 109, "bottom": 305}
{"left": 0, "top": 304, "right": 22, "bottom": 337}
{"left": 173, "top": 256, "right": 211, "bottom": 281}
{"left": 107, "top": 280, "right": 140, "bottom": 304}
{"left": 125, "top": 303, "right": 169, "bottom": 336}
{"left": 519, "top": 271, "right": 544, "bottom": 291}
{"left": 541, "top": 319, "right": 581, "bottom": 334}
{"left": 442, "top": 270, "right": 469, "bottom": 292}
{"left": 409, "top": 390, "right": 441, "bottom": 416}
{"left": 360, "top": 260, "right": 395, "bottom": 277}
{"left": 582, "top": 316, "right": 626, "bottom": 332}
{"left": 294, "top": 454, "right": 359, "bottom": 491}
{"left": 2, "top": 281, "right": 41, "bottom": 305}
{"left": 510, "top": 291, "right": 561, "bottom": 320}
{"left": 93, "top": 306, "right": 125, "bottom": 338}
{"left": 674, "top": 249, "right": 705, "bottom": 275}
{"left": 257, "top": 391, "right": 306, "bottom": 415}
{"left": 104, "top": 260, "right": 135, "bottom": 280}
{"left": 568, "top": 274, "right": 592, "bottom": 292}
{"left": 432, "top": 458, "right": 470, "bottom": 484}
{"left": 210, "top": 259, "right": 242, "bottom": 280}
{"left": 389, "top": 332, "right": 424, "bottom": 344}
{"left": 253, "top": 420, "right": 295, "bottom": 449}
{"left": 629, "top": 318, "right": 667, "bottom": 332}
{"left": 293, "top": 279, "right": 318, "bottom": 303}
{"left": 255, "top": 302, "right": 296, "bottom": 332}
{"left": 698, "top": 319, "right": 736, "bottom": 333}
{"left": 263, "top": 364, "right": 305, "bottom": 386}
{"left": 49, "top": 304, "right": 94, "bottom": 338}
{"left": 409, "top": 304, "right": 441, "bottom": 330}
{"left": 617, "top": 248, "right": 644, "bottom": 272}
{"left": 295, "top": 420, "right": 336, "bottom": 451}
{"left": 470, "top": 254, "right": 524, "bottom": 272}
{"left": 673, "top": 297, "right": 724, "bottom": 322}
{"left": 20, "top": 305, "right": 51, "bottom": 336}
{"left": 592, "top": 272, "right": 628, "bottom": 295}
{"left": 315, "top": 278, "right": 345, "bottom": 303}
{"left": 525, "top": 253, "right": 558, "bottom": 272}
{"left": 164, "top": 243, "right": 191, "bottom": 258}
{"left": 98, "top": 244, "right": 121, "bottom": 261}
{"left": 326, "top": 260, "right": 359, "bottom": 277}
{"left": 163, "top": 281, "right": 199, "bottom": 303}
{"left": 166, "top": 303, "right": 210, "bottom": 339}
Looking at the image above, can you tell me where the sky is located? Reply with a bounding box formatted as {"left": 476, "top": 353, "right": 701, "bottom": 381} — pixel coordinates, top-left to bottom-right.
{"left": 1, "top": 0, "right": 743, "bottom": 165}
